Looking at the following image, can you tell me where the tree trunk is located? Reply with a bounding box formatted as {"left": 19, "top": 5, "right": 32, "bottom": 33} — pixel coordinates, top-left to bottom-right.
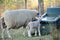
{"left": 25, "top": 0, "right": 27, "bottom": 9}
{"left": 38, "top": 0, "right": 44, "bottom": 16}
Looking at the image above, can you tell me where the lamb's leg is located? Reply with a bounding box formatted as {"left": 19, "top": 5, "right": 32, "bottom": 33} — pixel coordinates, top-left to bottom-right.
{"left": 38, "top": 28, "right": 41, "bottom": 36}
{"left": 35, "top": 29, "right": 37, "bottom": 36}
{"left": 28, "top": 29, "right": 32, "bottom": 37}
{"left": 38, "top": 24, "right": 41, "bottom": 36}
{"left": 27, "top": 25, "right": 32, "bottom": 37}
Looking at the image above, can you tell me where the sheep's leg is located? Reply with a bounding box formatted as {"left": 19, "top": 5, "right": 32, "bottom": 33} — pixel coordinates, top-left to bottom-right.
{"left": 38, "top": 24, "right": 41, "bottom": 36}
{"left": 6, "top": 27, "right": 12, "bottom": 40}
{"left": 23, "top": 26, "right": 27, "bottom": 37}
{"left": 2, "top": 29, "right": 5, "bottom": 40}
{"left": 35, "top": 29, "right": 37, "bottom": 36}
{"left": 23, "top": 28, "right": 26, "bottom": 36}
{"left": 1, "top": 20, "right": 5, "bottom": 40}
{"left": 7, "top": 30, "right": 11, "bottom": 38}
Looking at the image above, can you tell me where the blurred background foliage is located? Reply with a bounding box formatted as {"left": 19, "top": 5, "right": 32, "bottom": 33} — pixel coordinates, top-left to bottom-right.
{"left": 0, "top": 0, "right": 60, "bottom": 16}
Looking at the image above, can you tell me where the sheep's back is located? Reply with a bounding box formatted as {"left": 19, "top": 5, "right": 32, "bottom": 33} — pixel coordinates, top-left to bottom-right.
{"left": 2, "top": 9, "right": 38, "bottom": 27}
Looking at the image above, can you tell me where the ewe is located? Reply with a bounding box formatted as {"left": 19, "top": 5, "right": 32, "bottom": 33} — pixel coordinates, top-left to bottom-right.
{"left": 0, "top": 9, "right": 39, "bottom": 40}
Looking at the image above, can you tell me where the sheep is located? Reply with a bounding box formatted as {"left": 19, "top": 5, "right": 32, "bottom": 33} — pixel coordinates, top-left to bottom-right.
{"left": 27, "top": 15, "right": 41, "bottom": 37}
{"left": 0, "top": 9, "right": 39, "bottom": 40}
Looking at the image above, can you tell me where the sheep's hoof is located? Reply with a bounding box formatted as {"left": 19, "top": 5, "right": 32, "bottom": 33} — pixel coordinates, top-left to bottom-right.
{"left": 23, "top": 32, "right": 26, "bottom": 37}
{"left": 1, "top": 38, "right": 5, "bottom": 40}
{"left": 8, "top": 37, "right": 13, "bottom": 40}
{"left": 8, "top": 38, "right": 13, "bottom": 40}
{"left": 23, "top": 34, "right": 26, "bottom": 37}
{"left": 28, "top": 36, "right": 32, "bottom": 37}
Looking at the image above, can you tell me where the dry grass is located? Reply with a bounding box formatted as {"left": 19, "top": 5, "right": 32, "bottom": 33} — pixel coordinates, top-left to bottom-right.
{"left": 0, "top": 27, "right": 53, "bottom": 40}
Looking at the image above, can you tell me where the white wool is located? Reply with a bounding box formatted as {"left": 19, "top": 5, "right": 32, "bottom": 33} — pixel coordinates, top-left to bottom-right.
{"left": 1, "top": 9, "right": 39, "bottom": 39}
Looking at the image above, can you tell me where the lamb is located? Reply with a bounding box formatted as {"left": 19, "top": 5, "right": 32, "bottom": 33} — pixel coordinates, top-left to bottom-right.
{"left": 27, "top": 15, "right": 41, "bottom": 37}
{"left": 0, "top": 9, "right": 39, "bottom": 40}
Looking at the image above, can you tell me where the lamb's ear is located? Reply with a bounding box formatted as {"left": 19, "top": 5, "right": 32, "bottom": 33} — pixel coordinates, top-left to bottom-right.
{"left": 35, "top": 17, "right": 39, "bottom": 19}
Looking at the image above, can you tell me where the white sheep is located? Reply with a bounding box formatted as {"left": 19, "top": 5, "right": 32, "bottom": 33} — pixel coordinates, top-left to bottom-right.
{"left": 27, "top": 16, "right": 41, "bottom": 37}
{"left": 0, "top": 9, "right": 39, "bottom": 40}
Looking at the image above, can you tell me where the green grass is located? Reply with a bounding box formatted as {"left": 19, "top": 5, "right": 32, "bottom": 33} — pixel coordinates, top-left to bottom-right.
{"left": 0, "top": 28, "right": 53, "bottom": 40}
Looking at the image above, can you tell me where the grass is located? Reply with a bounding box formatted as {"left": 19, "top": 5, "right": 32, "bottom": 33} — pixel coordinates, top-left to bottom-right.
{"left": 0, "top": 27, "right": 53, "bottom": 40}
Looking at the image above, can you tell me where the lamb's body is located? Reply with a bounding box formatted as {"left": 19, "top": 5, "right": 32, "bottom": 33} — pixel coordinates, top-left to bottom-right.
{"left": 27, "top": 16, "right": 41, "bottom": 37}
{"left": 1, "top": 9, "right": 38, "bottom": 40}
{"left": 28, "top": 21, "right": 39, "bottom": 29}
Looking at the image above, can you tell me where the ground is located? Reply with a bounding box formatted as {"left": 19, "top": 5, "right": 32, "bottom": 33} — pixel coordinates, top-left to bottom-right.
{"left": 0, "top": 27, "right": 53, "bottom": 40}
